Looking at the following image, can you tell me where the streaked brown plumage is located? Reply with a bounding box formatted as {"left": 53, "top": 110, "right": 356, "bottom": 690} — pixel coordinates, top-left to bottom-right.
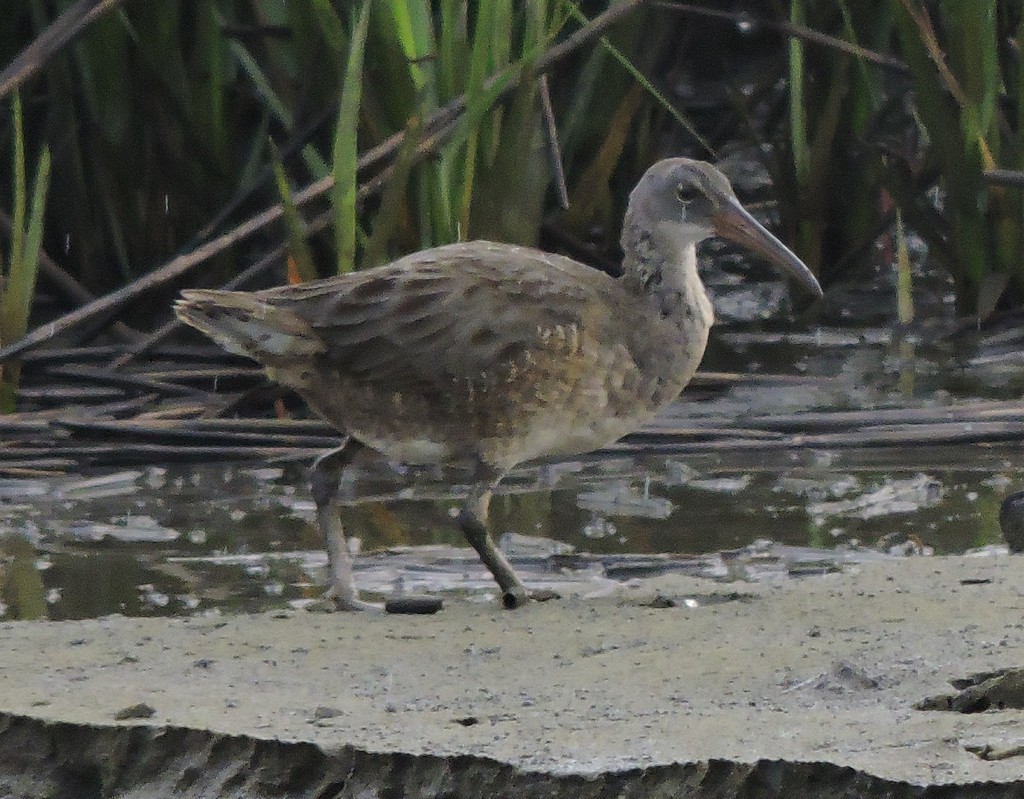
{"left": 175, "top": 158, "right": 822, "bottom": 611}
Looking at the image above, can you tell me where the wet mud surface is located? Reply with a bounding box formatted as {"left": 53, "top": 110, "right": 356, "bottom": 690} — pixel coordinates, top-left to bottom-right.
{"left": 2, "top": 556, "right": 1024, "bottom": 796}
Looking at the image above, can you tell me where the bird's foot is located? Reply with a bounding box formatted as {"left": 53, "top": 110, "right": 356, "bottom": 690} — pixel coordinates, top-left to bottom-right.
{"left": 317, "top": 585, "right": 384, "bottom": 613}
{"left": 500, "top": 585, "right": 560, "bottom": 609}
{"left": 501, "top": 584, "right": 528, "bottom": 609}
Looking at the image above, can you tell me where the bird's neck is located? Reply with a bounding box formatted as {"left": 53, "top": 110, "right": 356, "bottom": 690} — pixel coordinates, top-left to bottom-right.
{"left": 620, "top": 219, "right": 714, "bottom": 329}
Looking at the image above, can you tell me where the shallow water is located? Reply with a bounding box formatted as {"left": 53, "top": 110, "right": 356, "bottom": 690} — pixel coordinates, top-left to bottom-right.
{"left": 0, "top": 438, "right": 1015, "bottom": 620}
{"left": 2, "top": 251, "right": 1023, "bottom": 620}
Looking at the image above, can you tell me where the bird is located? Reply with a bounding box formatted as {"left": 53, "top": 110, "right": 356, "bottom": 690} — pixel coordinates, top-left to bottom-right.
{"left": 174, "top": 157, "right": 822, "bottom": 611}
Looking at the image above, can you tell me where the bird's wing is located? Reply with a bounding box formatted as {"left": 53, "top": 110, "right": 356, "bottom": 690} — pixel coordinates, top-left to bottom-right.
{"left": 259, "top": 241, "right": 615, "bottom": 392}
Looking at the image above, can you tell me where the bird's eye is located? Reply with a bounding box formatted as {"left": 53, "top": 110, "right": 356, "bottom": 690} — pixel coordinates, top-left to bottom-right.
{"left": 676, "top": 184, "right": 697, "bottom": 205}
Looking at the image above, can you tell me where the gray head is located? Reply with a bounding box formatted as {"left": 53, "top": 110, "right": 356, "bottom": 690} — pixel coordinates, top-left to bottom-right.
{"left": 625, "top": 158, "right": 822, "bottom": 298}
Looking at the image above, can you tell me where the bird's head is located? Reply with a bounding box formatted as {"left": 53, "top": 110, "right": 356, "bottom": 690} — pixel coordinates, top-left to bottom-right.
{"left": 625, "top": 158, "right": 822, "bottom": 299}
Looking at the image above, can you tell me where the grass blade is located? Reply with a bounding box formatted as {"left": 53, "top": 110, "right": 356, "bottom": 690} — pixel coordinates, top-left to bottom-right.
{"left": 789, "top": 0, "right": 809, "bottom": 190}
{"left": 1, "top": 139, "right": 51, "bottom": 412}
{"left": 563, "top": 83, "right": 643, "bottom": 235}
{"left": 457, "top": 0, "right": 498, "bottom": 235}
{"left": 332, "top": 1, "right": 371, "bottom": 274}
{"left": 272, "top": 152, "right": 318, "bottom": 284}
{"left": 306, "top": 0, "right": 346, "bottom": 54}
{"left": 10, "top": 93, "right": 25, "bottom": 272}
{"left": 228, "top": 35, "right": 329, "bottom": 178}
{"left": 563, "top": 1, "right": 712, "bottom": 157}
{"left": 895, "top": 209, "right": 913, "bottom": 325}
{"left": 363, "top": 115, "right": 421, "bottom": 267}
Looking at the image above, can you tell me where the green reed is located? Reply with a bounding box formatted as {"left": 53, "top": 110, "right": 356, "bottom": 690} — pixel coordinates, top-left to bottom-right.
{"left": 779, "top": 0, "right": 1022, "bottom": 315}
{"left": 891, "top": 0, "right": 1014, "bottom": 315}
{"left": 0, "top": 94, "right": 50, "bottom": 411}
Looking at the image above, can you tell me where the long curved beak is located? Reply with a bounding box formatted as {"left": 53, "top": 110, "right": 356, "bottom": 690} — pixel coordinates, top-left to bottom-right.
{"left": 713, "top": 197, "right": 823, "bottom": 299}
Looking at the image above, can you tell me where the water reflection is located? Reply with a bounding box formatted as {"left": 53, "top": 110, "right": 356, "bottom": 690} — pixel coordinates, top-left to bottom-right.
{"left": 0, "top": 445, "right": 1014, "bottom": 620}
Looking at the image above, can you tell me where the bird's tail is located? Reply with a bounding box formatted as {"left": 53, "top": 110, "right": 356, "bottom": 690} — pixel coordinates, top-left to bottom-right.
{"left": 174, "top": 289, "right": 325, "bottom": 363}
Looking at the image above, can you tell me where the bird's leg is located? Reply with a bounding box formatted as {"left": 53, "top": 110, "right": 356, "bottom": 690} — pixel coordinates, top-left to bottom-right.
{"left": 310, "top": 439, "right": 381, "bottom": 611}
{"left": 457, "top": 467, "right": 528, "bottom": 609}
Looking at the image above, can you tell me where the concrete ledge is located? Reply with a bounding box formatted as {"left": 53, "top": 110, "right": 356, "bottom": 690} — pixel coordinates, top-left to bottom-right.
{"left": 2, "top": 557, "right": 1024, "bottom": 796}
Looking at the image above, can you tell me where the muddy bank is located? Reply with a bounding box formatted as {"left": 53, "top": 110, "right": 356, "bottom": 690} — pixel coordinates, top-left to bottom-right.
{"left": 0, "top": 715, "right": 1015, "bottom": 799}
{"left": 2, "top": 556, "right": 1024, "bottom": 796}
